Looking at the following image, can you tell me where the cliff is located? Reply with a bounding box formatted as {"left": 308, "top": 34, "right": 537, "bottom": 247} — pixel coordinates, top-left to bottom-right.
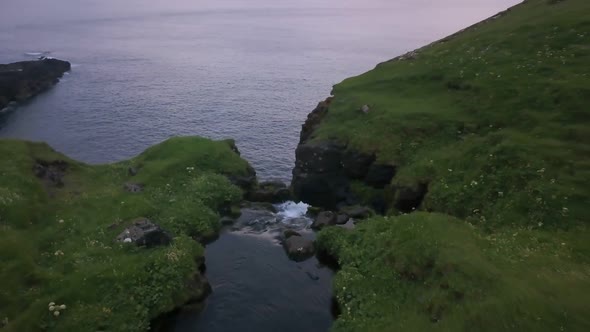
{"left": 295, "top": 0, "right": 590, "bottom": 330}
{"left": 0, "top": 136, "right": 254, "bottom": 332}
{"left": 0, "top": 58, "right": 71, "bottom": 110}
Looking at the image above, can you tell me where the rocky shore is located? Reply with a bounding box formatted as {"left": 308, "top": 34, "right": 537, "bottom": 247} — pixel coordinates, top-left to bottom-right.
{"left": 0, "top": 58, "right": 71, "bottom": 110}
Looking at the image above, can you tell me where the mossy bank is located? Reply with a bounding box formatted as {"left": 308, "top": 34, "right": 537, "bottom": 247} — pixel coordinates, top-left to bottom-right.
{"left": 0, "top": 136, "right": 254, "bottom": 331}
{"left": 295, "top": 0, "right": 590, "bottom": 331}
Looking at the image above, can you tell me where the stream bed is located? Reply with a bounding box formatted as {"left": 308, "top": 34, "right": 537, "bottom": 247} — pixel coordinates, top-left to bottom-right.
{"left": 172, "top": 202, "right": 335, "bottom": 332}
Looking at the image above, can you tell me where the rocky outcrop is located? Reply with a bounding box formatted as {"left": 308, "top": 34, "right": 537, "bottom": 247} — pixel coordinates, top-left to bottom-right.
{"left": 291, "top": 99, "right": 427, "bottom": 212}
{"left": 116, "top": 218, "right": 172, "bottom": 247}
{"left": 0, "top": 58, "right": 71, "bottom": 110}
{"left": 247, "top": 180, "right": 291, "bottom": 203}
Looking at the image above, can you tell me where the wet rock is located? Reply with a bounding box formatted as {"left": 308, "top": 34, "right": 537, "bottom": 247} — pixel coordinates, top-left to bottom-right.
{"left": 240, "top": 201, "right": 277, "bottom": 213}
{"left": 33, "top": 159, "right": 68, "bottom": 188}
{"left": 283, "top": 235, "right": 315, "bottom": 262}
{"left": 219, "top": 216, "right": 235, "bottom": 226}
{"left": 284, "top": 229, "right": 302, "bottom": 239}
{"left": 116, "top": 218, "right": 172, "bottom": 247}
{"left": 0, "top": 58, "right": 71, "bottom": 110}
{"left": 124, "top": 182, "right": 144, "bottom": 193}
{"left": 305, "top": 271, "right": 320, "bottom": 281}
{"left": 312, "top": 211, "right": 337, "bottom": 230}
{"left": 364, "top": 164, "right": 396, "bottom": 188}
{"left": 247, "top": 180, "right": 291, "bottom": 203}
{"left": 339, "top": 205, "right": 373, "bottom": 220}
{"left": 235, "top": 208, "right": 275, "bottom": 230}
{"left": 292, "top": 168, "right": 350, "bottom": 209}
{"left": 335, "top": 213, "right": 350, "bottom": 225}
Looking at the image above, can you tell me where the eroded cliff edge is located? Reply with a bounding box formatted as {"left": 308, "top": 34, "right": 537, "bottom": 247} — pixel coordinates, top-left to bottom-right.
{"left": 291, "top": 98, "right": 426, "bottom": 214}
{"left": 0, "top": 58, "right": 71, "bottom": 110}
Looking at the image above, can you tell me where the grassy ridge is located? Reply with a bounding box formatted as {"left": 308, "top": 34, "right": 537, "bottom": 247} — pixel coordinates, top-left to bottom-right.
{"left": 315, "top": 0, "right": 590, "bottom": 330}
{"left": 0, "top": 137, "right": 251, "bottom": 331}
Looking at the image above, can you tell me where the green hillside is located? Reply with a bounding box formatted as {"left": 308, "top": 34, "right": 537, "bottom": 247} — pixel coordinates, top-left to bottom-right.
{"left": 0, "top": 137, "right": 251, "bottom": 331}
{"left": 316, "top": 0, "right": 590, "bottom": 330}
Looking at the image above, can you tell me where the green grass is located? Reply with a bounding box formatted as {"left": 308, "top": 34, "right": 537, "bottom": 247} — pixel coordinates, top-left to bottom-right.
{"left": 318, "top": 214, "right": 590, "bottom": 331}
{"left": 316, "top": 0, "right": 589, "bottom": 228}
{"left": 0, "top": 136, "right": 250, "bottom": 331}
{"left": 314, "top": 0, "right": 590, "bottom": 330}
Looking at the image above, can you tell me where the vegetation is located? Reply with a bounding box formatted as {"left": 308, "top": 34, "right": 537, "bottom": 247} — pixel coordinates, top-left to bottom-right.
{"left": 315, "top": 0, "right": 590, "bottom": 330}
{"left": 0, "top": 136, "right": 251, "bottom": 331}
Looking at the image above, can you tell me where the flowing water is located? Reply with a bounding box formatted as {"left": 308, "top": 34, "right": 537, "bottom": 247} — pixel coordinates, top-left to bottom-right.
{"left": 0, "top": 0, "right": 519, "bottom": 330}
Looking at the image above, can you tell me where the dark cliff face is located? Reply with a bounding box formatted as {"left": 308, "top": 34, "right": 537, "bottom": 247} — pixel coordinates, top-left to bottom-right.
{"left": 291, "top": 99, "right": 427, "bottom": 212}
{"left": 291, "top": 99, "right": 399, "bottom": 210}
{"left": 0, "top": 58, "right": 71, "bottom": 110}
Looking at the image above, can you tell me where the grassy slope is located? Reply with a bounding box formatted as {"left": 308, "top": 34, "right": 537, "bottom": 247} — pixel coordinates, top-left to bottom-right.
{"left": 0, "top": 137, "right": 251, "bottom": 331}
{"left": 315, "top": 0, "right": 590, "bottom": 331}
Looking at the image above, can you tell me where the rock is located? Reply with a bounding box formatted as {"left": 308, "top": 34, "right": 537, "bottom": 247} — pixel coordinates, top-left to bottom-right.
{"left": 305, "top": 271, "right": 320, "bottom": 281}
{"left": 312, "top": 211, "right": 337, "bottom": 230}
{"left": 364, "top": 164, "right": 396, "bottom": 188}
{"left": 291, "top": 99, "right": 400, "bottom": 210}
{"left": 227, "top": 165, "right": 257, "bottom": 193}
{"left": 336, "top": 213, "right": 350, "bottom": 225}
{"left": 219, "top": 216, "right": 235, "bottom": 226}
{"left": 283, "top": 235, "right": 315, "bottom": 261}
{"left": 247, "top": 180, "right": 291, "bottom": 203}
{"left": 0, "top": 58, "right": 71, "bottom": 110}
{"left": 116, "top": 218, "right": 172, "bottom": 247}
{"left": 235, "top": 208, "right": 275, "bottom": 231}
{"left": 342, "top": 150, "right": 376, "bottom": 179}
{"left": 361, "top": 104, "right": 370, "bottom": 114}
{"left": 394, "top": 183, "right": 429, "bottom": 213}
{"left": 295, "top": 140, "right": 346, "bottom": 173}
{"left": 128, "top": 167, "right": 138, "bottom": 176}
{"left": 284, "top": 229, "right": 302, "bottom": 239}
{"left": 340, "top": 205, "right": 373, "bottom": 220}
{"left": 33, "top": 159, "right": 68, "bottom": 188}
{"left": 240, "top": 201, "right": 278, "bottom": 213}
{"left": 124, "top": 182, "right": 144, "bottom": 193}
{"left": 299, "top": 98, "right": 332, "bottom": 144}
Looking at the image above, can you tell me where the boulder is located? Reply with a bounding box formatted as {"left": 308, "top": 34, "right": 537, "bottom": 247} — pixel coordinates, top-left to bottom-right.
{"left": 247, "top": 180, "right": 291, "bottom": 203}
{"left": 336, "top": 213, "right": 350, "bottom": 225}
{"left": 283, "top": 235, "right": 315, "bottom": 261}
{"left": 340, "top": 205, "right": 373, "bottom": 220}
{"left": 124, "top": 182, "right": 144, "bottom": 193}
{"left": 312, "top": 211, "right": 337, "bottom": 230}
{"left": 116, "top": 218, "right": 172, "bottom": 247}
{"left": 283, "top": 229, "right": 302, "bottom": 239}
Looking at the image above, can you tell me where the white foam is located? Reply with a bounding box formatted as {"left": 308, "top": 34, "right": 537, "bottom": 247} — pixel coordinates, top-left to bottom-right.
{"left": 275, "top": 201, "right": 309, "bottom": 219}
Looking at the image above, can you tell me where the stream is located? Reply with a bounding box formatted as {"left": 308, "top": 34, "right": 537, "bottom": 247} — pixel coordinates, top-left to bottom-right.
{"left": 171, "top": 202, "right": 335, "bottom": 331}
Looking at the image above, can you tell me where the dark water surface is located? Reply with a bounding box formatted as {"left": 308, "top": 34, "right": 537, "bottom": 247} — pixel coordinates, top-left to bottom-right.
{"left": 0, "top": 1, "right": 518, "bottom": 331}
